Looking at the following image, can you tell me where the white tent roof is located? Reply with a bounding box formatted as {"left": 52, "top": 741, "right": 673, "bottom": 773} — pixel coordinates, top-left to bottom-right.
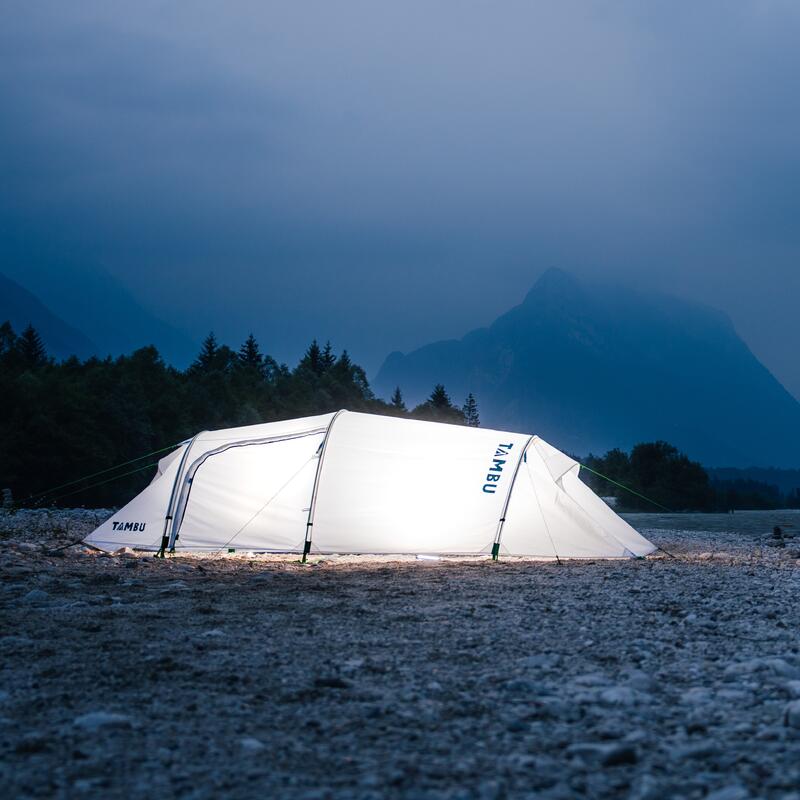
{"left": 84, "top": 410, "right": 656, "bottom": 559}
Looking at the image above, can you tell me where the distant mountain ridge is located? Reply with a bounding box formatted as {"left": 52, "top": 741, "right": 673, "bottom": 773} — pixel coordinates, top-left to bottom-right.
{"left": 0, "top": 273, "right": 97, "bottom": 359}
{"left": 375, "top": 269, "right": 800, "bottom": 468}
{"left": 2, "top": 263, "right": 197, "bottom": 366}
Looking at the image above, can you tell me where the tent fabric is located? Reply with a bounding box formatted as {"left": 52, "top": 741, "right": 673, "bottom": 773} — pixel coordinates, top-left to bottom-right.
{"left": 84, "top": 410, "right": 656, "bottom": 558}
{"left": 152, "top": 445, "right": 184, "bottom": 480}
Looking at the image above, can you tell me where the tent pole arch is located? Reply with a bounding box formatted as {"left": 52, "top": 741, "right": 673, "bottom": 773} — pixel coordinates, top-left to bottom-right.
{"left": 156, "top": 431, "right": 205, "bottom": 557}
{"left": 302, "top": 409, "right": 346, "bottom": 562}
{"left": 490, "top": 435, "right": 534, "bottom": 561}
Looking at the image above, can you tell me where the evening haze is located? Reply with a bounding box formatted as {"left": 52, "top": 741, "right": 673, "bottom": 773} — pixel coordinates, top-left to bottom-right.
{"left": 2, "top": 2, "right": 799, "bottom": 399}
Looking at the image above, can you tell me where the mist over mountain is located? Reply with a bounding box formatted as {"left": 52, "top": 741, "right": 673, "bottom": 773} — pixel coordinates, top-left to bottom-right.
{"left": 2, "top": 261, "right": 197, "bottom": 366}
{"left": 0, "top": 273, "right": 96, "bottom": 360}
{"left": 375, "top": 269, "right": 800, "bottom": 468}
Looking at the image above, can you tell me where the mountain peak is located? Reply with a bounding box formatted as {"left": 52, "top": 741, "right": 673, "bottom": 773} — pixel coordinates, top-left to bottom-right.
{"left": 524, "top": 268, "right": 583, "bottom": 306}
{"left": 375, "top": 273, "right": 800, "bottom": 467}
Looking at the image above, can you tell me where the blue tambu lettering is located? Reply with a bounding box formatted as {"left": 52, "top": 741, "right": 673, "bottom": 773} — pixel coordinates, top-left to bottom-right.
{"left": 482, "top": 443, "right": 515, "bottom": 493}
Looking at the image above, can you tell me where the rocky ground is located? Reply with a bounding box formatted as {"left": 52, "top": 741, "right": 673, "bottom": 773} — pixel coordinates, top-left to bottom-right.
{"left": 2, "top": 509, "right": 800, "bottom": 800}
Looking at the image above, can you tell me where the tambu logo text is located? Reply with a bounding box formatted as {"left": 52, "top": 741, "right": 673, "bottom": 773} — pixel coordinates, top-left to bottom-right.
{"left": 111, "top": 521, "right": 146, "bottom": 532}
{"left": 482, "top": 443, "right": 514, "bottom": 494}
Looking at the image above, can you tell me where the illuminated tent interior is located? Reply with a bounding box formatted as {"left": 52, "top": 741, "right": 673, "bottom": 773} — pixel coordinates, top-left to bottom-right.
{"left": 84, "top": 411, "right": 656, "bottom": 559}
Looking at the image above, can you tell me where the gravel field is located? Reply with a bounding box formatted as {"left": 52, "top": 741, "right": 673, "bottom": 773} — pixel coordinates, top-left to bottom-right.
{"left": 2, "top": 509, "right": 800, "bottom": 800}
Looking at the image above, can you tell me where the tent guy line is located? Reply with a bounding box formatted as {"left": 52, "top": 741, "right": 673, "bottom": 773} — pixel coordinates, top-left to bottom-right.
{"left": 578, "top": 463, "right": 673, "bottom": 513}
{"left": 210, "top": 453, "right": 318, "bottom": 557}
{"left": 40, "top": 461, "right": 164, "bottom": 507}
{"left": 20, "top": 442, "right": 183, "bottom": 508}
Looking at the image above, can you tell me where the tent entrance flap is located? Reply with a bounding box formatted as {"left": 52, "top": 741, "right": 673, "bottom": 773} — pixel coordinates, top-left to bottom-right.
{"left": 169, "top": 430, "right": 327, "bottom": 553}
{"left": 167, "top": 427, "right": 328, "bottom": 551}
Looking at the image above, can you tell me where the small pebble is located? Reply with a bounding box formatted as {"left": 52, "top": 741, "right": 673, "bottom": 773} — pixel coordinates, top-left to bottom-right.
{"left": 72, "top": 712, "right": 133, "bottom": 732}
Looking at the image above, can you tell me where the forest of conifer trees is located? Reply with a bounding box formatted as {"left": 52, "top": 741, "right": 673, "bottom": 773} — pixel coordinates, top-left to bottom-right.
{"left": 0, "top": 323, "right": 476, "bottom": 507}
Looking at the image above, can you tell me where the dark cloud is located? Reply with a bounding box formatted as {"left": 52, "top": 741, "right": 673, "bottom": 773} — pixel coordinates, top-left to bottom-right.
{"left": 1, "top": 1, "right": 799, "bottom": 396}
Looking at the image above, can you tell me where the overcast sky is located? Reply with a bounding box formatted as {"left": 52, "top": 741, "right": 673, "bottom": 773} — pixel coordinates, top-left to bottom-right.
{"left": 1, "top": 1, "right": 799, "bottom": 396}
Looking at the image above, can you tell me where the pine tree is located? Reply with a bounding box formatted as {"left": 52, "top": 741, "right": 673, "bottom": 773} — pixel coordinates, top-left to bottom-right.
{"left": 193, "top": 332, "right": 219, "bottom": 371}
{"left": 462, "top": 393, "right": 480, "bottom": 427}
{"left": 17, "top": 324, "right": 47, "bottom": 367}
{"left": 428, "top": 384, "right": 452, "bottom": 409}
{"left": 321, "top": 341, "right": 336, "bottom": 371}
{"left": 411, "top": 383, "right": 466, "bottom": 425}
{"left": 333, "top": 349, "right": 352, "bottom": 377}
{"left": 350, "top": 362, "right": 372, "bottom": 397}
{"left": 299, "top": 339, "right": 323, "bottom": 376}
{"left": 238, "top": 333, "right": 263, "bottom": 369}
{"left": 391, "top": 386, "right": 406, "bottom": 411}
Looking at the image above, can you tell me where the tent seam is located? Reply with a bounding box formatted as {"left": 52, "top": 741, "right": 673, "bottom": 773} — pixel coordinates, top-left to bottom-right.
{"left": 525, "top": 462, "right": 561, "bottom": 562}
{"left": 555, "top": 467, "right": 643, "bottom": 556}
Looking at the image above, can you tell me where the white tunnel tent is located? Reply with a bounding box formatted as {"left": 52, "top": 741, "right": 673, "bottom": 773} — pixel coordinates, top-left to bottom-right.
{"left": 85, "top": 410, "right": 656, "bottom": 559}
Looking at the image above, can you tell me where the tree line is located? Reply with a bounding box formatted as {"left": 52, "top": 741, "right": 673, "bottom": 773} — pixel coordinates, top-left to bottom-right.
{"left": 0, "top": 323, "right": 479, "bottom": 507}
{"left": 2, "top": 321, "right": 797, "bottom": 511}
{"left": 581, "top": 441, "right": 800, "bottom": 512}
